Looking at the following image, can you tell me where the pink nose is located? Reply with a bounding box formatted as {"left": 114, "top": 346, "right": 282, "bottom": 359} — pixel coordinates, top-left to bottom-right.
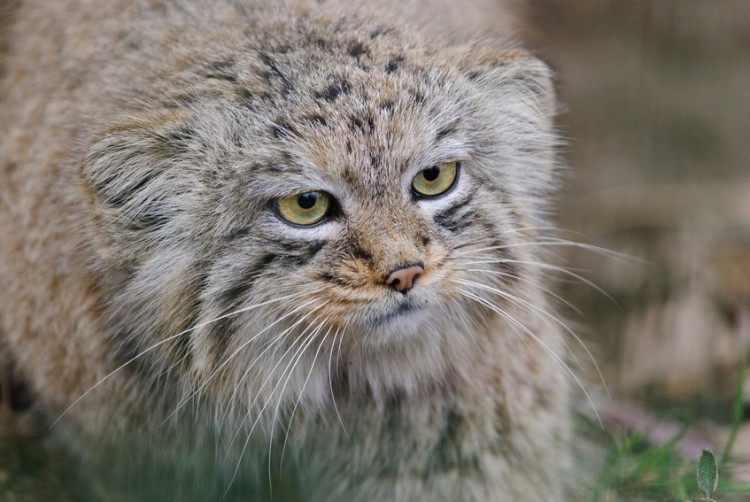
{"left": 385, "top": 264, "right": 424, "bottom": 293}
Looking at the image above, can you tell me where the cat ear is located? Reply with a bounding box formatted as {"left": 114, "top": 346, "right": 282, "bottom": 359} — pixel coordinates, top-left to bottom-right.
{"left": 446, "top": 47, "right": 560, "bottom": 205}
{"left": 452, "top": 47, "right": 557, "bottom": 121}
{"left": 78, "top": 111, "right": 196, "bottom": 263}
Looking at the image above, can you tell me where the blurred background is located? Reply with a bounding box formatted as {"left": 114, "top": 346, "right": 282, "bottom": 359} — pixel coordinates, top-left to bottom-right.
{"left": 525, "top": 0, "right": 750, "bottom": 493}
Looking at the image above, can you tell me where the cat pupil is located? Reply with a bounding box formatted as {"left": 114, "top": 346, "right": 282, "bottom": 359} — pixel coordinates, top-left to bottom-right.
{"left": 423, "top": 166, "right": 440, "bottom": 181}
{"left": 297, "top": 193, "right": 317, "bottom": 209}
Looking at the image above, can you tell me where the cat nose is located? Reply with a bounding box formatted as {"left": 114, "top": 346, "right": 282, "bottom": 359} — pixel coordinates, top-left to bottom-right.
{"left": 385, "top": 264, "right": 424, "bottom": 293}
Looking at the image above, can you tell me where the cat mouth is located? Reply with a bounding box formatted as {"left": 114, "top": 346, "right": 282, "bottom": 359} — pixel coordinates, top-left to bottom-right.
{"left": 369, "top": 298, "right": 424, "bottom": 328}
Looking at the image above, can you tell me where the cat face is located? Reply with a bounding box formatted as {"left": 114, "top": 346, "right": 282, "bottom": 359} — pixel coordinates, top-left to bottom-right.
{"left": 79, "top": 16, "right": 557, "bottom": 412}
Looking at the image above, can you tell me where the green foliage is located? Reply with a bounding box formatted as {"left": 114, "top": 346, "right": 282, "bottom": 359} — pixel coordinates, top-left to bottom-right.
{"left": 588, "top": 348, "right": 750, "bottom": 501}
{"left": 696, "top": 449, "right": 717, "bottom": 500}
{"left": 593, "top": 426, "right": 696, "bottom": 501}
{"left": 720, "top": 347, "right": 747, "bottom": 467}
{"left": 588, "top": 419, "right": 749, "bottom": 501}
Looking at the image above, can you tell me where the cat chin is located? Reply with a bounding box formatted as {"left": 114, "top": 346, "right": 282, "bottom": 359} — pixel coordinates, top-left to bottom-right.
{"left": 355, "top": 295, "right": 444, "bottom": 345}
{"left": 342, "top": 285, "right": 458, "bottom": 349}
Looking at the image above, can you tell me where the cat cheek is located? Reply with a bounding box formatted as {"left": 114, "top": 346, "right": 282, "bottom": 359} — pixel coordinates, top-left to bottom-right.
{"left": 79, "top": 112, "right": 199, "bottom": 265}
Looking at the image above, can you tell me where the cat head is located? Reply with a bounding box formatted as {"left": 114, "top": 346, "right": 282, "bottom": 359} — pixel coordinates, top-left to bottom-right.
{"left": 78, "top": 12, "right": 559, "bottom": 408}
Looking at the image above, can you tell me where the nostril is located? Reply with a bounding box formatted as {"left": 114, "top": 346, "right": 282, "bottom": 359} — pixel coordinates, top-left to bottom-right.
{"left": 385, "top": 264, "right": 424, "bottom": 293}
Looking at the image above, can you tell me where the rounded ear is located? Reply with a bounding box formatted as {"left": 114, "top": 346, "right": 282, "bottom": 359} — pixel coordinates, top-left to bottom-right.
{"left": 450, "top": 47, "right": 557, "bottom": 121}
{"left": 440, "top": 47, "right": 561, "bottom": 211}
{"left": 78, "top": 111, "right": 195, "bottom": 264}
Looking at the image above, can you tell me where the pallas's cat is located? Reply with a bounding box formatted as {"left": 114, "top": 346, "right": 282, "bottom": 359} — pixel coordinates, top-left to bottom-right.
{"left": 0, "top": 0, "right": 572, "bottom": 500}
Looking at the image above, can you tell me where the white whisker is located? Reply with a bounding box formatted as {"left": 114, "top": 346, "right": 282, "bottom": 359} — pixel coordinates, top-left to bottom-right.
{"left": 168, "top": 296, "right": 324, "bottom": 423}
{"left": 328, "top": 328, "right": 348, "bottom": 437}
{"left": 156, "top": 292, "right": 305, "bottom": 388}
{"left": 218, "top": 303, "right": 329, "bottom": 433}
{"left": 278, "top": 323, "right": 334, "bottom": 475}
{"left": 460, "top": 266, "right": 583, "bottom": 315}
{"left": 457, "top": 287, "right": 602, "bottom": 427}
{"left": 455, "top": 278, "right": 609, "bottom": 398}
{"left": 221, "top": 309, "right": 327, "bottom": 498}
{"left": 453, "top": 238, "right": 639, "bottom": 264}
{"left": 266, "top": 318, "right": 328, "bottom": 491}
{"left": 51, "top": 291, "right": 309, "bottom": 429}
{"left": 457, "top": 257, "right": 616, "bottom": 303}
{"left": 533, "top": 237, "right": 644, "bottom": 263}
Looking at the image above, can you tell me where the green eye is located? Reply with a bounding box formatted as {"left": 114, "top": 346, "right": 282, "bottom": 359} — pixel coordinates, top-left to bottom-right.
{"left": 411, "top": 161, "right": 459, "bottom": 198}
{"left": 274, "top": 191, "right": 333, "bottom": 226}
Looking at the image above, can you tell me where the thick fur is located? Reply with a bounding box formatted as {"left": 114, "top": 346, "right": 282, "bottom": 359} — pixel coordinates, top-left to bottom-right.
{"left": 0, "top": 1, "right": 570, "bottom": 500}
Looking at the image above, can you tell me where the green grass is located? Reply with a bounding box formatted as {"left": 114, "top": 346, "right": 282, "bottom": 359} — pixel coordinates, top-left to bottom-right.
{"left": 587, "top": 423, "right": 749, "bottom": 501}
{"left": 588, "top": 349, "right": 750, "bottom": 501}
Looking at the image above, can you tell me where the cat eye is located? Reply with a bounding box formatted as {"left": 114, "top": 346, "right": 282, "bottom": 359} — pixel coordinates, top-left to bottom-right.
{"left": 411, "top": 161, "right": 460, "bottom": 198}
{"left": 274, "top": 191, "right": 333, "bottom": 226}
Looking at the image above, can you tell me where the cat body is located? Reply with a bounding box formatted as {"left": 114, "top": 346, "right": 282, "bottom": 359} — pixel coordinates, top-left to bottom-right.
{"left": 0, "top": 1, "right": 570, "bottom": 500}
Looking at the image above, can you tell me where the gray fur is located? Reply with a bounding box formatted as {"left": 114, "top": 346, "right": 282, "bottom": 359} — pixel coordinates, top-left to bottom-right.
{"left": 0, "top": 1, "right": 572, "bottom": 500}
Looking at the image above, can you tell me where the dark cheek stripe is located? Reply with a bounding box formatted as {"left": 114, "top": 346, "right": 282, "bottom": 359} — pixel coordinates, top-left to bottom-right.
{"left": 173, "top": 296, "right": 201, "bottom": 370}
{"left": 217, "top": 240, "right": 325, "bottom": 312}
{"left": 208, "top": 243, "right": 321, "bottom": 365}
{"left": 318, "top": 271, "right": 350, "bottom": 287}
{"left": 109, "top": 278, "right": 206, "bottom": 384}
{"left": 206, "top": 315, "right": 235, "bottom": 368}
{"left": 217, "top": 253, "right": 278, "bottom": 311}
{"left": 434, "top": 195, "right": 475, "bottom": 233}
